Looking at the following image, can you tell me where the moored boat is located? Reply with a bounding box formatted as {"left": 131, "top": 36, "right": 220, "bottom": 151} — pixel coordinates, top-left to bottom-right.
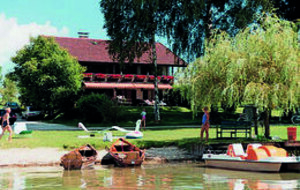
{"left": 101, "top": 138, "right": 145, "bottom": 167}
{"left": 60, "top": 144, "right": 98, "bottom": 170}
{"left": 203, "top": 143, "right": 300, "bottom": 172}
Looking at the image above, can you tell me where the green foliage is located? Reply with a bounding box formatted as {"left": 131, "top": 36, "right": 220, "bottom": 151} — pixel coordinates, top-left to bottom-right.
{"left": 101, "top": 0, "right": 162, "bottom": 63}
{"left": 100, "top": 0, "right": 275, "bottom": 60}
{"left": 0, "top": 77, "right": 19, "bottom": 105}
{"left": 180, "top": 15, "right": 299, "bottom": 112}
{"left": 179, "top": 15, "right": 300, "bottom": 137}
{"left": 77, "top": 93, "right": 124, "bottom": 123}
{"left": 10, "top": 36, "right": 86, "bottom": 112}
{"left": 101, "top": 0, "right": 164, "bottom": 121}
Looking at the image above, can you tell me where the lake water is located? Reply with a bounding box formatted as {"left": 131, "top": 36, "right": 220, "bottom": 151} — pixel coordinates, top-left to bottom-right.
{"left": 0, "top": 164, "right": 299, "bottom": 189}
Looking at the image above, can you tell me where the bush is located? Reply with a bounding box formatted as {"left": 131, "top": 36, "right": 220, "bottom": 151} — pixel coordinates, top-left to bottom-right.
{"left": 77, "top": 93, "right": 123, "bottom": 123}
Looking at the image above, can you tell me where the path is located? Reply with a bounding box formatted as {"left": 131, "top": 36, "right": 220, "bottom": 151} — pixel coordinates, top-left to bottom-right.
{"left": 15, "top": 117, "right": 200, "bottom": 131}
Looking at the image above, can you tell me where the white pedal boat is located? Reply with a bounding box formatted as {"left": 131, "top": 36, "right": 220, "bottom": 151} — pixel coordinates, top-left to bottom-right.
{"left": 203, "top": 143, "right": 300, "bottom": 172}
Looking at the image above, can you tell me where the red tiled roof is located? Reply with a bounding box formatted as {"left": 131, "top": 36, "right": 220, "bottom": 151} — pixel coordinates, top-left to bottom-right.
{"left": 49, "top": 36, "right": 186, "bottom": 66}
{"left": 84, "top": 82, "right": 173, "bottom": 90}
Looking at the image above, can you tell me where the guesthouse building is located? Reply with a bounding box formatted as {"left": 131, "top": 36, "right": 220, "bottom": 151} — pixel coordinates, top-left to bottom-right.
{"left": 52, "top": 35, "right": 187, "bottom": 105}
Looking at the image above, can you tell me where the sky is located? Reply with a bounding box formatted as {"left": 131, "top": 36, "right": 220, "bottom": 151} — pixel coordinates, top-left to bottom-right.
{"left": 0, "top": 0, "right": 110, "bottom": 75}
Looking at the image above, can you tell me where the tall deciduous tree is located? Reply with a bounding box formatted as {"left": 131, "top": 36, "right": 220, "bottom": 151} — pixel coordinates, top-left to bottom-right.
{"left": 179, "top": 15, "right": 300, "bottom": 138}
{"left": 100, "top": 0, "right": 273, "bottom": 121}
{"left": 10, "top": 36, "right": 86, "bottom": 114}
{"left": 162, "top": 0, "right": 273, "bottom": 59}
{"left": 101, "top": 0, "right": 167, "bottom": 121}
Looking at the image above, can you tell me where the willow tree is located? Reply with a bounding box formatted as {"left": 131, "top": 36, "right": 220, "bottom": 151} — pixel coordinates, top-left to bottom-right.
{"left": 179, "top": 15, "right": 300, "bottom": 138}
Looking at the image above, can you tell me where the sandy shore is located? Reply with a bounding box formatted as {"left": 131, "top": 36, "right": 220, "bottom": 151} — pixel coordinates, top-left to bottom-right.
{"left": 0, "top": 148, "right": 69, "bottom": 167}
{"left": 0, "top": 147, "right": 197, "bottom": 168}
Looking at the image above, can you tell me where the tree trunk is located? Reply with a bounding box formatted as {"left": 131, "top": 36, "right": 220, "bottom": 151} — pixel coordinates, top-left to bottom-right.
{"left": 263, "top": 109, "right": 271, "bottom": 139}
{"left": 253, "top": 107, "right": 258, "bottom": 136}
{"left": 151, "top": 33, "right": 160, "bottom": 121}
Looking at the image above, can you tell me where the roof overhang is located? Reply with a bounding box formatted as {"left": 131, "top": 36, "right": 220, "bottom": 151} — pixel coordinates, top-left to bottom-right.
{"left": 83, "top": 82, "right": 173, "bottom": 90}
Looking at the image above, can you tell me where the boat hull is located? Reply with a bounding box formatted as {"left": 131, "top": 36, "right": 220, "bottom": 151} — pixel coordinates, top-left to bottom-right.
{"left": 205, "top": 159, "right": 282, "bottom": 172}
{"left": 203, "top": 143, "right": 300, "bottom": 173}
{"left": 282, "top": 163, "right": 300, "bottom": 172}
{"left": 110, "top": 151, "right": 144, "bottom": 167}
{"left": 60, "top": 144, "right": 97, "bottom": 170}
{"left": 102, "top": 138, "right": 145, "bottom": 167}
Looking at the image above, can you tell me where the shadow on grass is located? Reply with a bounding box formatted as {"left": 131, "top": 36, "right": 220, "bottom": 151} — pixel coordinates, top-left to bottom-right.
{"left": 136, "top": 137, "right": 274, "bottom": 150}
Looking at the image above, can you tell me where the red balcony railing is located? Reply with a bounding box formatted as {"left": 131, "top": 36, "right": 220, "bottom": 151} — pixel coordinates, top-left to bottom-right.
{"left": 109, "top": 74, "right": 122, "bottom": 79}
{"left": 124, "top": 74, "right": 134, "bottom": 80}
{"left": 167, "top": 76, "right": 174, "bottom": 80}
{"left": 95, "top": 73, "right": 106, "bottom": 79}
{"left": 83, "top": 73, "right": 93, "bottom": 77}
{"left": 135, "top": 75, "right": 147, "bottom": 80}
{"left": 83, "top": 73, "right": 174, "bottom": 83}
{"left": 148, "top": 75, "right": 161, "bottom": 81}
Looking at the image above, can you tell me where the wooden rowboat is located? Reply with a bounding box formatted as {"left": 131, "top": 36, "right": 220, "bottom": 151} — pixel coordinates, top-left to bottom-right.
{"left": 60, "top": 144, "right": 98, "bottom": 170}
{"left": 101, "top": 138, "right": 145, "bottom": 167}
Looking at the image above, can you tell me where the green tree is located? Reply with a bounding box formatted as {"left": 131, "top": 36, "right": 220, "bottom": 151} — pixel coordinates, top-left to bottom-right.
{"left": 100, "top": 0, "right": 166, "bottom": 121}
{"left": 77, "top": 93, "right": 123, "bottom": 123}
{"left": 100, "top": 0, "right": 274, "bottom": 121}
{"left": 0, "top": 77, "right": 19, "bottom": 104}
{"left": 10, "top": 36, "right": 86, "bottom": 114}
{"left": 179, "top": 15, "right": 300, "bottom": 138}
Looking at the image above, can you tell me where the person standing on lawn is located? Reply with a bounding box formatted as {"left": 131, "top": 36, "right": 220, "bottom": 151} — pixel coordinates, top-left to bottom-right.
{"left": 0, "top": 107, "right": 13, "bottom": 142}
{"left": 200, "top": 106, "right": 210, "bottom": 141}
{"left": 141, "top": 108, "right": 147, "bottom": 130}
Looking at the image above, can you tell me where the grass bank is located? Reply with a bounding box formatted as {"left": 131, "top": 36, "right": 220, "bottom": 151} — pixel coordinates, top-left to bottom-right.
{"left": 0, "top": 125, "right": 298, "bottom": 150}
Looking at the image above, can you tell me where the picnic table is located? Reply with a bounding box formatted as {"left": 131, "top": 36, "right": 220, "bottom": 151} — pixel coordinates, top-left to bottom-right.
{"left": 216, "top": 121, "right": 252, "bottom": 139}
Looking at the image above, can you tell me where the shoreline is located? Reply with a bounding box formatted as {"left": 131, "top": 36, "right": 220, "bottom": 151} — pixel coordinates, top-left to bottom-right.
{"left": 0, "top": 147, "right": 199, "bottom": 168}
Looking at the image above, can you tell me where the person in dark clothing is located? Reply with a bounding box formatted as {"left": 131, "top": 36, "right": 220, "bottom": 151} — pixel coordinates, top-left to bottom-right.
{"left": 0, "top": 107, "right": 13, "bottom": 142}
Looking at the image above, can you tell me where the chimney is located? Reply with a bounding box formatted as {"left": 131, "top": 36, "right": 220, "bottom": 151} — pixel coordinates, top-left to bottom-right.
{"left": 78, "top": 31, "right": 89, "bottom": 38}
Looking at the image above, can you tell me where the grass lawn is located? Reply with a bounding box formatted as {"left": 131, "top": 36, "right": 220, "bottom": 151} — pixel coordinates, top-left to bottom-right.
{"left": 48, "top": 105, "right": 293, "bottom": 128}
{"left": 47, "top": 106, "right": 200, "bottom": 127}
{"left": 0, "top": 125, "right": 298, "bottom": 150}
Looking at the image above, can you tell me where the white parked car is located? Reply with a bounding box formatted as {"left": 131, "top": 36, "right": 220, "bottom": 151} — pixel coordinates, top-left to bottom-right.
{"left": 22, "top": 106, "right": 42, "bottom": 120}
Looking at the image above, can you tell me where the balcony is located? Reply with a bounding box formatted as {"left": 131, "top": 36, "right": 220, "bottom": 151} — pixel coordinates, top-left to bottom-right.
{"left": 83, "top": 73, "right": 174, "bottom": 84}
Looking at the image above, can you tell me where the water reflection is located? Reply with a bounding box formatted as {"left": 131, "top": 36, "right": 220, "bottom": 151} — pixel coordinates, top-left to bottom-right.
{"left": 0, "top": 164, "right": 299, "bottom": 189}
{"left": 203, "top": 168, "right": 300, "bottom": 190}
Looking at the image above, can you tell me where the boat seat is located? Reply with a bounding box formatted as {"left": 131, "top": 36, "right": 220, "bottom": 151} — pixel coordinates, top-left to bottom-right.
{"left": 258, "top": 146, "right": 288, "bottom": 157}
{"left": 227, "top": 143, "right": 247, "bottom": 158}
{"left": 246, "top": 143, "right": 262, "bottom": 155}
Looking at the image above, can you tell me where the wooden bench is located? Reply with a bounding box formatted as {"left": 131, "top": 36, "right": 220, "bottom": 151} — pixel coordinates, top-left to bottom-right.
{"left": 216, "top": 121, "right": 252, "bottom": 139}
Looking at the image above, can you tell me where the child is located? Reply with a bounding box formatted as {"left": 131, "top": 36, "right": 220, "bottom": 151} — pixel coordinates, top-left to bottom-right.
{"left": 200, "top": 106, "right": 210, "bottom": 141}
{"left": 141, "top": 108, "right": 146, "bottom": 130}
{"left": 0, "top": 107, "right": 13, "bottom": 142}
